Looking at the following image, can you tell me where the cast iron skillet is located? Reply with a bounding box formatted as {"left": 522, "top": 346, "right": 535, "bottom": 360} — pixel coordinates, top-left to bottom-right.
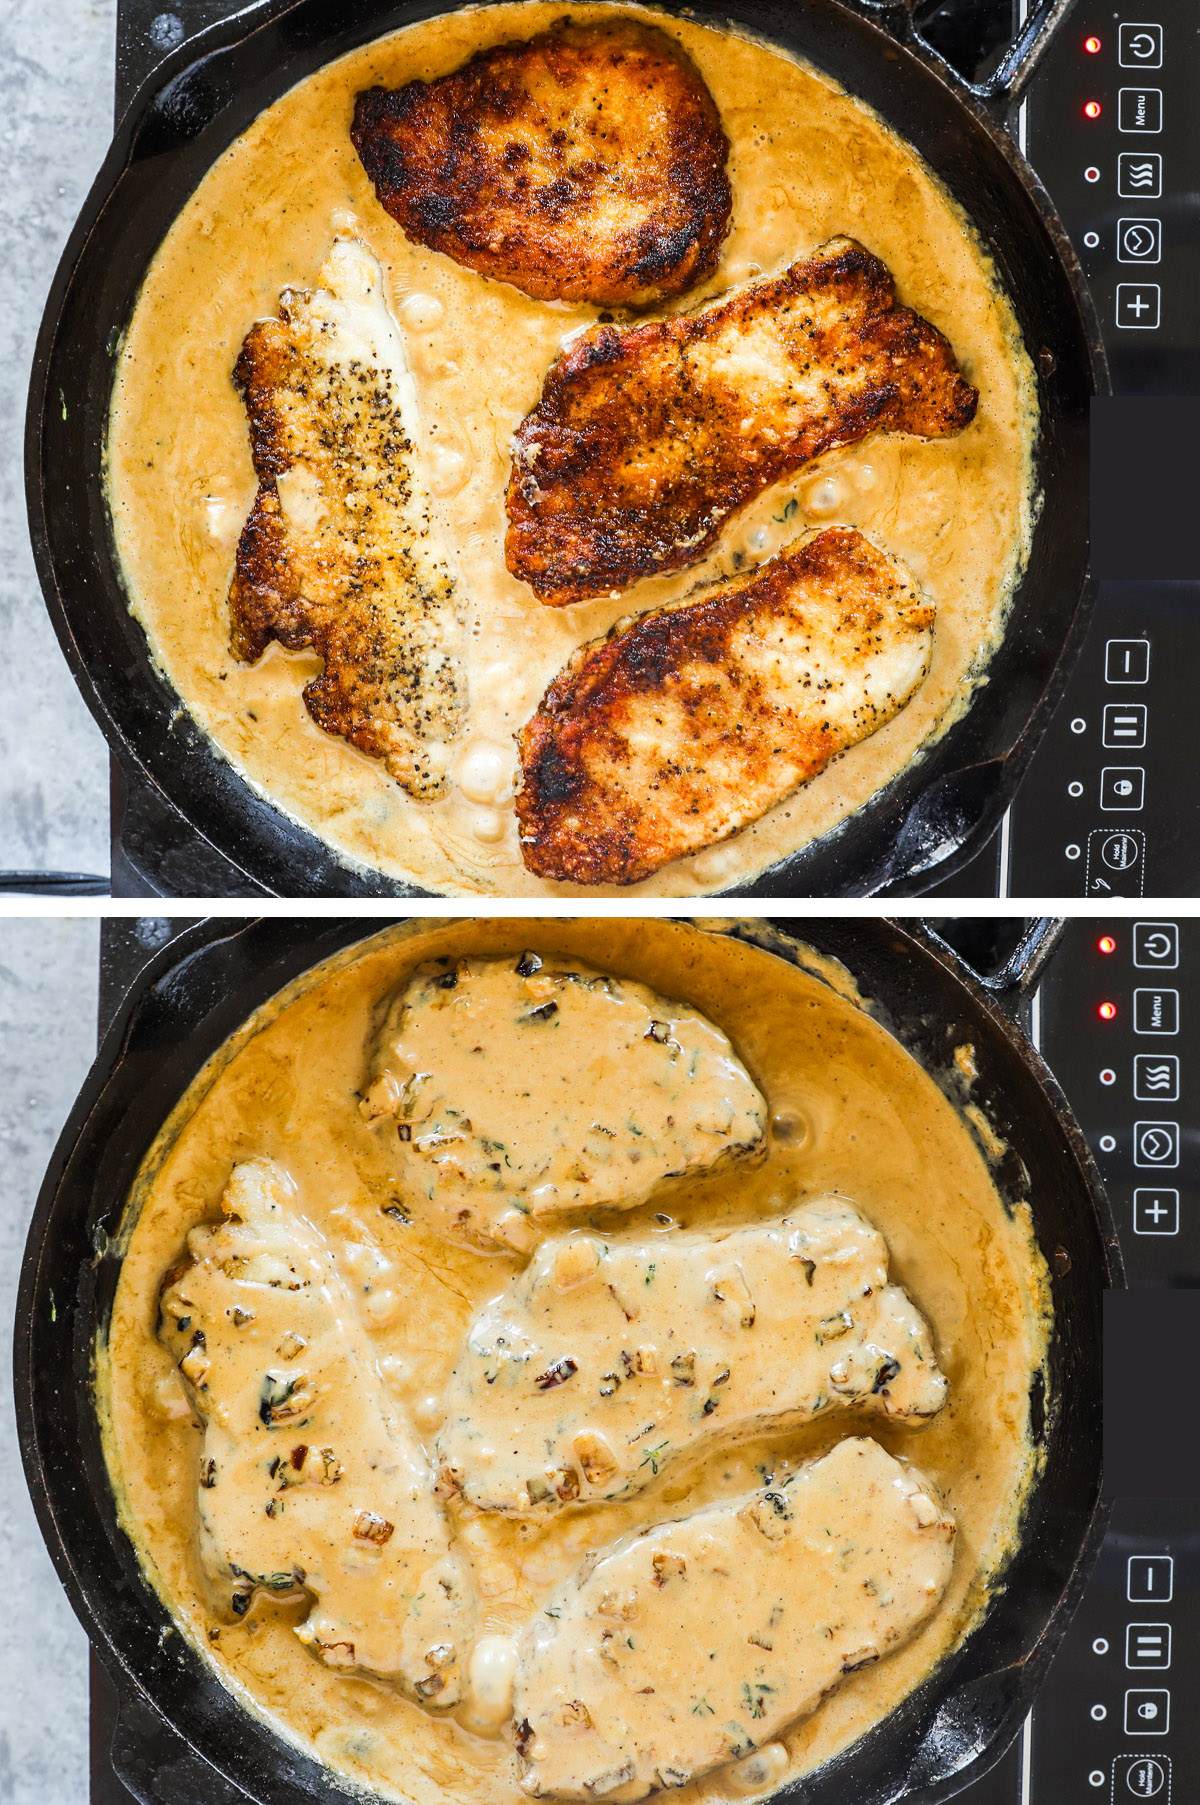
{"left": 26, "top": 0, "right": 1103, "bottom": 898}
{"left": 16, "top": 917, "right": 1118, "bottom": 1804}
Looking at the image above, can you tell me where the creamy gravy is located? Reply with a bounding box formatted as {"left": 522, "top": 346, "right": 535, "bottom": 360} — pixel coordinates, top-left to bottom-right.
{"left": 100, "top": 919, "right": 1048, "bottom": 1805}
{"left": 105, "top": 1, "right": 1036, "bottom": 895}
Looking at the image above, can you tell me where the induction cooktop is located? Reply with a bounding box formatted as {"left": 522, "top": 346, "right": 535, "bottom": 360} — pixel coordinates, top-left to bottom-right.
{"left": 85, "top": 914, "right": 1200, "bottom": 1802}
{"left": 96, "top": 0, "right": 1200, "bottom": 899}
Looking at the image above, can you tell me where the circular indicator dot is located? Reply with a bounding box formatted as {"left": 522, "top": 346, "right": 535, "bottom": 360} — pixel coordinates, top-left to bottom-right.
{"left": 1084, "top": 230, "right": 1100, "bottom": 248}
{"left": 1100, "top": 1069, "right": 1116, "bottom": 1086}
{"left": 1088, "top": 1774, "right": 1104, "bottom": 1790}
{"left": 1092, "top": 1637, "right": 1109, "bottom": 1655}
{"left": 1068, "top": 780, "right": 1084, "bottom": 797}
{"left": 1084, "top": 100, "right": 1102, "bottom": 119}
{"left": 1099, "top": 1001, "right": 1117, "bottom": 1021}
{"left": 1099, "top": 1134, "right": 1117, "bottom": 1152}
{"left": 1084, "top": 35, "right": 1102, "bottom": 54}
{"left": 1085, "top": 166, "right": 1101, "bottom": 183}
{"left": 1090, "top": 1703, "right": 1107, "bottom": 1722}
{"left": 1066, "top": 843, "right": 1082, "bottom": 860}
{"left": 1099, "top": 935, "right": 1117, "bottom": 954}
{"left": 1071, "top": 717, "right": 1087, "bottom": 734}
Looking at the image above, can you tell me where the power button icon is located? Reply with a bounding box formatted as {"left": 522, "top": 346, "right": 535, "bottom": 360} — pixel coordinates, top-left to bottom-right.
{"left": 1119, "top": 24, "right": 1164, "bottom": 68}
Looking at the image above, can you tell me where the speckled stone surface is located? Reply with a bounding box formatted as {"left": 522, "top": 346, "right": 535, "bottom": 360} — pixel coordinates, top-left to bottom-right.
{"left": 1, "top": 1, "right": 115, "bottom": 879}
{"left": 0, "top": 918, "right": 98, "bottom": 1803}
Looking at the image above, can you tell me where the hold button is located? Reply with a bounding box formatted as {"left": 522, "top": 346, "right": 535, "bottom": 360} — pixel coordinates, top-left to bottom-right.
{"left": 1114, "top": 1754, "right": 1169, "bottom": 1798}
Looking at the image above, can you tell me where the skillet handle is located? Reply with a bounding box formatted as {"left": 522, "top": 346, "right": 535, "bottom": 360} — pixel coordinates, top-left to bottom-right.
{"left": 976, "top": 0, "right": 1079, "bottom": 104}
{"left": 105, "top": 1673, "right": 250, "bottom": 1804}
{"left": 919, "top": 917, "right": 1067, "bottom": 1018}
{"left": 972, "top": 916, "right": 1067, "bottom": 1004}
{"left": 848, "top": 0, "right": 1076, "bottom": 109}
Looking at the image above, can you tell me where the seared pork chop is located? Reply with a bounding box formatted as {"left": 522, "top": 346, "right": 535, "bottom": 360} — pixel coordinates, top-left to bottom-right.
{"left": 516, "top": 527, "right": 933, "bottom": 886}
{"left": 157, "top": 1158, "right": 475, "bottom": 1700}
{"left": 506, "top": 237, "right": 977, "bottom": 604}
{"left": 351, "top": 23, "right": 730, "bottom": 305}
{"left": 437, "top": 1198, "right": 948, "bottom": 1514}
{"left": 361, "top": 953, "right": 766, "bottom": 1252}
{"left": 229, "top": 236, "right": 463, "bottom": 797}
{"left": 512, "top": 1438, "right": 955, "bottom": 1800}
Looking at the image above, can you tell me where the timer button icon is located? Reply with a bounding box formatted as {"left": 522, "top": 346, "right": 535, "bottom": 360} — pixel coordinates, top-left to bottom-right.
{"left": 1118, "top": 219, "right": 1162, "bottom": 264}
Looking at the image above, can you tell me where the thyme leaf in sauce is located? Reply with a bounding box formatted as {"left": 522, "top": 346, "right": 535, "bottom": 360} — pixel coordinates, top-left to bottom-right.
{"left": 741, "top": 1679, "right": 776, "bottom": 1719}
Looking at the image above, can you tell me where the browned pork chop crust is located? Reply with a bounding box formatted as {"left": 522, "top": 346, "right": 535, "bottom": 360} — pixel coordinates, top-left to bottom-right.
{"left": 228, "top": 240, "right": 462, "bottom": 797}
{"left": 506, "top": 238, "right": 978, "bottom": 605}
{"left": 350, "top": 22, "right": 731, "bottom": 306}
{"left": 516, "top": 527, "right": 934, "bottom": 885}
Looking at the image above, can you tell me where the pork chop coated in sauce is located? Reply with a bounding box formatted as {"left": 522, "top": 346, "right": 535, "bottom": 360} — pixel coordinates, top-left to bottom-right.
{"left": 506, "top": 237, "right": 978, "bottom": 605}
{"left": 511, "top": 1437, "right": 956, "bottom": 1800}
{"left": 157, "top": 1157, "right": 476, "bottom": 1703}
{"left": 361, "top": 954, "right": 767, "bottom": 1250}
{"left": 351, "top": 22, "right": 731, "bottom": 306}
{"left": 437, "top": 1198, "right": 947, "bottom": 1513}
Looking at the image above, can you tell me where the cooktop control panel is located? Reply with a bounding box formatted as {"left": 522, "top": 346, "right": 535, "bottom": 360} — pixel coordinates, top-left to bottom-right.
{"left": 953, "top": 917, "right": 1200, "bottom": 1804}
{"left": 1039, "top": 916, "right": 1197, "bottom": 1281}
{"left": 1024, "top": 1499, "right": 1198, "bottom": 1805}
{"left": 1006, "top": 587, "right": 1200, "bottom": 900}
{"left": 1024, "top": 1, "right": 1200, "bottom": 389}
{"left": 999, "top": 1, "right": 1200, "bottom": 900}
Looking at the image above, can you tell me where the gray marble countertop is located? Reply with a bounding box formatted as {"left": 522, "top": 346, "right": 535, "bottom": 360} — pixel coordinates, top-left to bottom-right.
{"left": 0, "top": 919, "right": 98, "bottom": 1804}
{"left": 1, "top": 1, "right": 115, "bottom": 880}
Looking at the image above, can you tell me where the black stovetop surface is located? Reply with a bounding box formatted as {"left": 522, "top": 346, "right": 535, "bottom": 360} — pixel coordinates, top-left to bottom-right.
{"left": 104, "top": 0, "right": 1200, "bottom": 899}
{"left": 89, "top": 916, "right": 1200, "bottom": 1803}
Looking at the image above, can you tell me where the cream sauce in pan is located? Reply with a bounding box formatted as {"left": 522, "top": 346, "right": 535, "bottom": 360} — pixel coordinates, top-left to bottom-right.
{"left": 99, "top": 919, "right": 1049, "bottom": 1805}
{"left": 105, "top": 1, "right": 1035, "bottom": 894}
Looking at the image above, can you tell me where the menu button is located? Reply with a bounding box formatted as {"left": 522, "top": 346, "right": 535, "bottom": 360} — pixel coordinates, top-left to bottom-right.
{"left": 1133, "top": 988, "right": 1179, "bottom": 1034}
{"left": 1119, "top": 87, "right": 1163, "bottom": 133}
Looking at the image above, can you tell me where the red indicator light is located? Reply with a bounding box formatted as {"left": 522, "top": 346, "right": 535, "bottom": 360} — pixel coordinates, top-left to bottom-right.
{"left": 1098, "top": 935, "right": 1117, "bottom": 954}
{"left": 1084, "top": 35, "right": 1102, "bottom": 54}
{"left": 1098, "top": 1001, "right": 1117, "bottom": 1021}
{"left": 1084, "top": 100, "right": 1102, "bottom": 119}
